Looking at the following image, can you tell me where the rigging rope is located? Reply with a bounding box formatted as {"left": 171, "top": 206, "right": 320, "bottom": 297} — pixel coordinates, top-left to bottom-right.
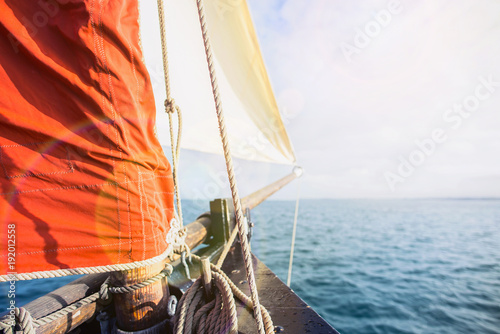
{"left": 0, "top": 265, "right": 174, "bottom": 333}
{"left": 216, "top": 225, "right": 240, "bottom": 268}
{"left": 194, "top": 0, "right": 267, "bottom": 332}
{"left": 0, "top": 246, "right": 174, "bottom": 282}
{"left": 156, "top": 0, "right": 187, "bottom": 253}
{"left": 287, "top": 176, "right": 301, "bottom": 287}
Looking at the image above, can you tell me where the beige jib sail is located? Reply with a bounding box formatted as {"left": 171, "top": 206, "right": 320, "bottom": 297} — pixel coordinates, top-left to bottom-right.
{"left": 141, "top": 0, "right": 296, "bottom": 165}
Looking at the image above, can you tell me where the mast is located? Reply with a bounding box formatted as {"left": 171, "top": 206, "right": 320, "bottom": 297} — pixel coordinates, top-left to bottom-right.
{"left": 110, "top": 262, "right": 170, "bottom": 332}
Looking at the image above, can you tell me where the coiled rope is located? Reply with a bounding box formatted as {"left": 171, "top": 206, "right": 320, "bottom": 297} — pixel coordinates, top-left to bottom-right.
{"left": 174, "top": 255, "right": 273, "bottom": 334}
{"left": 174, "top": 272, "right": 237, "bottom": 334}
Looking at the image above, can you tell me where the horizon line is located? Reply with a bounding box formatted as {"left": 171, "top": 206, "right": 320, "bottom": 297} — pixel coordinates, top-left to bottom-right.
{"left": 180, "top": 197, "right": 500, "bottom": 201}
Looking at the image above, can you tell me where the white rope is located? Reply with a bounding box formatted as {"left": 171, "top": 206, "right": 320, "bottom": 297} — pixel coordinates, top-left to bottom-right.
{"left": 194, "top": 0, "right": 268, "bottom": 332}
{"left": 0, "top": 294, "right": 99, "bottom": 333}
{"left": 0, "top": 264, "right": 174, "bottom": 333}
{"left": 287, "top": 177, "right": 301, "bottom": 287}
{"left": 0, "top": 245, "right": 172, "bottom": 282}
{"left": 156, "top": 0, "right": 189, "bottom": 257}
{"left": 108, "top": 263, "right": 173, "bottom": 294}
{"left": 0, "top": 307, "right": 35, "bottom": 334}
{"left": 216, "top": 226, "right": 239, "bottom": 268}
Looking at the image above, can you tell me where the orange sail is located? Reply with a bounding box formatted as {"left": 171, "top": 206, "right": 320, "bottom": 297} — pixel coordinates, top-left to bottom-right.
{"left": 0, "top": 0, "right": 174, "bottom": 277}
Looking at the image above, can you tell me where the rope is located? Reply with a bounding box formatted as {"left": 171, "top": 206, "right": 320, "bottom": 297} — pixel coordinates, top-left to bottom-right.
{"left": 174, "top": 273, "right": 237, "bottom": 334}
{"left": 174, "top": 255, "right": 273, "bottom": 334}
{"left": 0, "top": 307, "right": 35, "bottom": 334}
{"left": 0, "top": 245, "right": 173, "bottom": 282}
{"left": 156, "top": 0, "right": 185, "bottom": 232}
{"left": 0, "top": 264, "right": 174, "bottom": 333}
{"left": 194, "top": 1, "right": 267, "bottom": 333}
{"left": 108, "top": 263, "right": 173, "bottom": 294}
{"left": 215, "top": 226, "right": 239, "bottom": 268}
{"left": 34, "top": 293, "right": 100, "bottom": 328}
{"left": 287, "top": 177, "right": 301, "bottom": 287}
{"left": 0, "top": 294, "right": 99, "bottom": 333}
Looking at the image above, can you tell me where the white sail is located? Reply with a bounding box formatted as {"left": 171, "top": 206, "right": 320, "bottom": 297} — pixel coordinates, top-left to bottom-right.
{"left": 140, "top": 0, "right": 296, "bottom": 165}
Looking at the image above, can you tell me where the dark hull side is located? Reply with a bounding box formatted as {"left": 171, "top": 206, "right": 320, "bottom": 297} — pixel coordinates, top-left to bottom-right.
{"left": 219, "top": 242, "right": 339, "bottom": 334}
{"left": 0, "top": 242, "right": 340, "bottom": 334}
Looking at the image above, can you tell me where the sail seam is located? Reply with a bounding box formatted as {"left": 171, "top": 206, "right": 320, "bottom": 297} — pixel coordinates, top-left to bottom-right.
{"left": 129, "top": 38, "right": 141, "bottom": 261}
{"left": 138, "top": 173, "right": 148, "bottom": 260}
{"left": 3, "top": 234, "right": 160, "bottom": 257}
{"left": 0, "top": 174, "right": 172, "bottom": 196}
{"left": 96, "top": 0, "right": 129, "bottom": 264}
{"left": 90, "top": 0, "right": 122, "bottom": 263}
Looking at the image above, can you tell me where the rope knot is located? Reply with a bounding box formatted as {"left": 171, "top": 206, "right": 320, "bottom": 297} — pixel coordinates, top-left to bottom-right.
{"left": 99, "top": 277, "right": 112, "bottom": 304}
{"left": 163, "top": 263, "right": 174, "bottom": 276}
{"left": 0, "top": 307, "right": 35, "bottom": 334}
{"left": 164, "top": 99, "right": 177, "bottom": 114}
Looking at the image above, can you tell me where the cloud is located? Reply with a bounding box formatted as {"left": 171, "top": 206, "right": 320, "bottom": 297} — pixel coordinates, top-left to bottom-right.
{"left": 245, "top": 0, "right": 500, "bottom": 198}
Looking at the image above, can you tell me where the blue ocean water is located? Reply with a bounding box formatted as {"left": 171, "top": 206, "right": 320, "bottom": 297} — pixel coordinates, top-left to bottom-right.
{"left": 2, "top": 199, "right": 499, "bottom": 334}
{"left": 246, "top": 199, "right": 500, "bottom": 334}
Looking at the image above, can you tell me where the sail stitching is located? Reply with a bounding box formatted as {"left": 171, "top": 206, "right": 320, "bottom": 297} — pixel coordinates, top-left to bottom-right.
{"left": 90, "top": 0, "right": 122, "bottom": 262}
{"left": 138, "top": 172, "right": 149, "bottom": 260}
{"left": 129, "top": 38, "right": 143, "bottom": 261}
{"left": 0, "top": 142, "right": 75, "bottom": 179}
{"left": 0, "top": 174, "right": 172, "bottom": 196}
{"left": 95, "top": 0, "right": 134, "bottom": 264}
{"left": 3, "top": 234, "right": 160, "bottom": 257}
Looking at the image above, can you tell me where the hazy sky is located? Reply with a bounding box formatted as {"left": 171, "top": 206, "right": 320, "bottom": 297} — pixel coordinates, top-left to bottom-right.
{"left": 141, "top": 0, "right": 500, "bottom": 200}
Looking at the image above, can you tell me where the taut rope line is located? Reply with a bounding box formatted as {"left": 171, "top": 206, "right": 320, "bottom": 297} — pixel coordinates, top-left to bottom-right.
{"left": 287, "top": 176, "right": 301, "bottom": 287}
{"left": 194, "top": 0, "right": 268, "bottom": 332}
{"left": 157, "top": 0, "right": 184, "bottom": 233}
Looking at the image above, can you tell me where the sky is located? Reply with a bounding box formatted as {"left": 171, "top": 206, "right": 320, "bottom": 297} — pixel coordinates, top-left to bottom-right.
{"left": 140, "top": 0, "right": 500, "bottom": 200}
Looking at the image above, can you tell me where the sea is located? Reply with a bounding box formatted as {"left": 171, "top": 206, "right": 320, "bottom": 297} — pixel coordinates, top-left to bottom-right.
{"left": 2, "top": 199, "right": 499, "bottom": 334}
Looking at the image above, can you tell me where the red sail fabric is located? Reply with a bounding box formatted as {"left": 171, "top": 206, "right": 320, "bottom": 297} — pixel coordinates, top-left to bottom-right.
{"left": 0, "top": 0, "right": 174, "bottom": 276}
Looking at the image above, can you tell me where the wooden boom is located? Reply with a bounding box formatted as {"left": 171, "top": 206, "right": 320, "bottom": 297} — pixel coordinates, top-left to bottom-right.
{"left": 1, "top": 171, "right": 299, "bottom": 333}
